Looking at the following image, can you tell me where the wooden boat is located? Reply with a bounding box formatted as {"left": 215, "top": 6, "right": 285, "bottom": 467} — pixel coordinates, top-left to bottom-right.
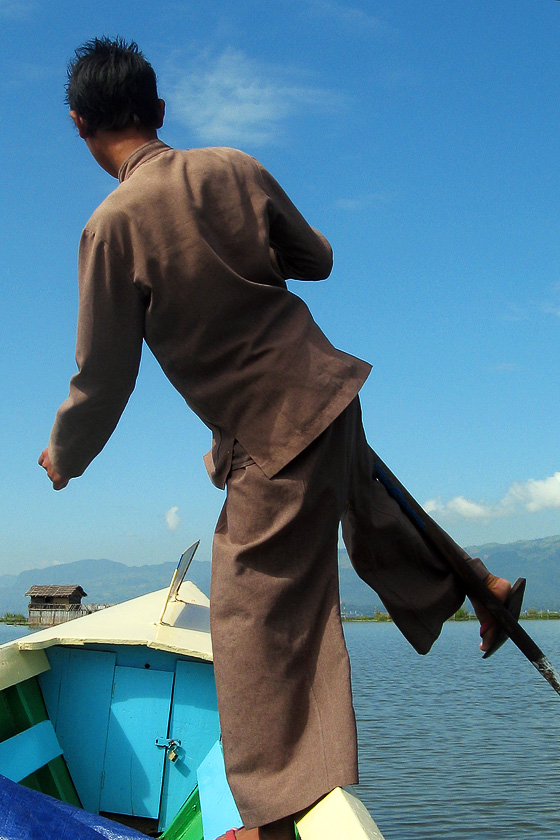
{"left": 0, "top": 544, "right": 385, "bottom": 840}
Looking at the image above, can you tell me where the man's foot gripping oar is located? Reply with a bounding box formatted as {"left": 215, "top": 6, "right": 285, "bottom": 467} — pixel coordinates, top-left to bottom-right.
{"left": 372, "top": 451, "right": 560, "bottom": 698}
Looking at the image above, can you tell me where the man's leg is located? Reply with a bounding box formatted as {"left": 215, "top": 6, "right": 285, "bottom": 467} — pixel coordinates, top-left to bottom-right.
{"left": 341, "top": 400, "right": 511, "bottom": 653}
{"left": 210, "top": 411, "right": 359, "bottom": 832}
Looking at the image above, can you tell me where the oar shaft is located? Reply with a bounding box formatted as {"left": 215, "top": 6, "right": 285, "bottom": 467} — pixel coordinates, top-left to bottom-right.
{"left": 533, "top": 656, "right": 560, "bottom": 698}
{"left": 372, "top": 452, "right": 560, "bottom": 695}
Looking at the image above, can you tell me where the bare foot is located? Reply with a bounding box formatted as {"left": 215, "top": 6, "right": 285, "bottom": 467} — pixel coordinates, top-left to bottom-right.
{"left": 216, "top": 817, "right": 296, "bottom": 840}
{"left": 472, "top": 573, "right": 511, "bottom": 652}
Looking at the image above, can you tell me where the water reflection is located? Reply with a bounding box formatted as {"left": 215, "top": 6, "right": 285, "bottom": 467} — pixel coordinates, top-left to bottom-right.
{"left": 345, "top": 620, "right": 560, "bottom": 839}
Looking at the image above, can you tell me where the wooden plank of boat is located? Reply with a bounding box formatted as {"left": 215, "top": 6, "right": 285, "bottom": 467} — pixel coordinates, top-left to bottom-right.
{"left": 197, "top": 740, "right": 241, "bottom": 840}
{"left": 0, "top": 643, "right": 50, "bottom": 691}
{"left": 0, "top": 719, "right": 62, "bottom": 783}
{"left": 297, "top": 787, "right": 387, "bottom": 840}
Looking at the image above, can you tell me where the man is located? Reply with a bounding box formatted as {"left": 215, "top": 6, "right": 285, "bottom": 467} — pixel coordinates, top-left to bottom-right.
{"left": 39, "top": 38, "right": 510, "bottom": 840}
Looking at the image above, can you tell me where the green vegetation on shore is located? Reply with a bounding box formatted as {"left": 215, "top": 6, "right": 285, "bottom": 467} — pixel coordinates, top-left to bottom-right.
{"left": 342, "top": 608, "right": 560, "bottom": 622}
{"left": 0, "top": 613, "right": 28, "bottom": 625}
{"left": 521, "top": 609, "right": 560, "bottom": 620}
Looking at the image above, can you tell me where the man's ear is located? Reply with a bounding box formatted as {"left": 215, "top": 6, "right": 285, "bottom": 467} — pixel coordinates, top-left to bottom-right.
{"left": 156, "top": 99, "right": 165, "bottom": 130}
{"left": 69, "top": 110, "right": 90, "bottom": 139}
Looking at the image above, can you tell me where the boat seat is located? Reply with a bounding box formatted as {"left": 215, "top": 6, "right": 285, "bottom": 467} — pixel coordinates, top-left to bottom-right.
{"left": 0, "top": 719, "right": 63, "bottom": 783}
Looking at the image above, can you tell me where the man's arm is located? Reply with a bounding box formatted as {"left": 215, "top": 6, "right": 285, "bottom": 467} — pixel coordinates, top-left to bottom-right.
{"left": 41, "top": 226, "right": 145, "bottom": 483}
{"left": 255, "top": 162, "right": 333, "bottom": 281}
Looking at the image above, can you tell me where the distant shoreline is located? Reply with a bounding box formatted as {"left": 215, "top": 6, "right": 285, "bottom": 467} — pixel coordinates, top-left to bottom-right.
{"left": 3, "top": 610, "right": 560, "bottom": 629}
{"left": 342, "top": 611, "right": 560, "bottom": 623}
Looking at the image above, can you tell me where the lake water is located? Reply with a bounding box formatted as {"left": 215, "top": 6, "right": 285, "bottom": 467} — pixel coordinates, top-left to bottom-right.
{"left": 344, "top": 620, "right": 560, "bottom": 839}
{"left": 0, "top": 624, "right": 35, "bottom": 643}
{"left": 2, "top": 621, "right": 559, "bottom": 838}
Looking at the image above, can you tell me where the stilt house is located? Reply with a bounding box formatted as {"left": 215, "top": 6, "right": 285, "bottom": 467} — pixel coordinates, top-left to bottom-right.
{"left": 25, "top": 585, "right": 88, "bottom": 627}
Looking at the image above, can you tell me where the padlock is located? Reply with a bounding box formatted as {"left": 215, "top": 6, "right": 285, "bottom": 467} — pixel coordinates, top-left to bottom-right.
{"left": 167, "top": 747, "right": 178, "bottom": 762}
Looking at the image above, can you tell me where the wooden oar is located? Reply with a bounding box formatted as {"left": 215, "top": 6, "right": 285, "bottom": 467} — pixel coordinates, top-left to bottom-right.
{"left": 371, "top": 450, "right": 560, "bottom": 698}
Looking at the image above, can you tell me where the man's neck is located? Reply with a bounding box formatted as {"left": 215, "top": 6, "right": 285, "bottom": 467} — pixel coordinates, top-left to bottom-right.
{"left": 86, "top": 127, "right": 159, "bottom": 178}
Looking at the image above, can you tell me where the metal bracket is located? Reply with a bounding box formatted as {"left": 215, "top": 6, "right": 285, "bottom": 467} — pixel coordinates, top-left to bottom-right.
{"left": 155, "top": 737, "right": 182, "bottom": 749}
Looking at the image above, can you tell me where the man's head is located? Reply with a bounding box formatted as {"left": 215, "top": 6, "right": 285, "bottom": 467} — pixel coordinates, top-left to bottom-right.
{"left": 66, "top": 37, "right": 162, "bottom": 137}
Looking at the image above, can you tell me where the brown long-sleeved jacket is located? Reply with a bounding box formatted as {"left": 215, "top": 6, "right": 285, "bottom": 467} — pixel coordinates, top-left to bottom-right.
{"left": 48, "top": 140, "right": 371, "bottom": 484}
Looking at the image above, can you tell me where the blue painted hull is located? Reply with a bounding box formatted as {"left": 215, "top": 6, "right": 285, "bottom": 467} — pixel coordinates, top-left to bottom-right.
{"left": 0, "top": 638, "right": 240, "bottom": 838}
{"left": 0, "top": 571, "right": 241, "bottom": 839}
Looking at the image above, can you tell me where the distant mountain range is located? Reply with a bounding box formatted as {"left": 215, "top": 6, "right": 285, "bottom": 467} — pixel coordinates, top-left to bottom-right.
{"left": 338, "top": 534, "right": 560, "bottom": 614}
{"left": 2, "top": 535, "right": 560, "bottom": 617}
{"left": 0, "top": 557, "right": 211, "bottom": 617}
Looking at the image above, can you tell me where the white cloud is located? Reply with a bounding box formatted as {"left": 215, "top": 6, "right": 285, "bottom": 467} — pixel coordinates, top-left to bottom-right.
{"left": 424, "top": 496, "right": 494, "bottom": 520}
{"left": 423, "top": 498, "right": 444, "bottom": 515}
{"left": 165, "top": 48, "right": 343, "bottom": 146}
{"left": 0, "top": 0, "right": 37, "bottom": 19}
{"left": 424, "top": 472, "right": 560, "bottom": 522}
{"left": 447, "top": 497, "right": 493, "bottom": 519}
{"left": 334, "top": 192, "right": 393, "bottom": 212}
{"left": 487, "top": 362, "right": 517, "bottom": 373}
{"left": 507, "top": 473, "right": 560, "bottom": 513}
{"left": 165, "top": 506, "right": 181, "bottom": 532}
{"left": 4, "top": 60, "right": 54, "bottom": 91}
{"left": 303, "top": 0, "right": 387, "bottom": 35}
{"left": 504, "top": 293, "right": 560, "bottom": 323}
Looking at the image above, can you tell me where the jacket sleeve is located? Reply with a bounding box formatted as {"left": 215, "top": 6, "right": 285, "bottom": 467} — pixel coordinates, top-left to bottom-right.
{"left": 255, "top": 162, "right": 333, "bottom": 281}
{"left": 48, "top": 227, "right": 146, "bottom": 477}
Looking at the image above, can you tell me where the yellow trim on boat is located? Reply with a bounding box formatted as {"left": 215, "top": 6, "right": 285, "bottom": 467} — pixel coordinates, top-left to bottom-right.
{"left": 0, "top": 645, "right": 50, "bottom": 691}
{"left": 296, "top": 787, "right": 386, "bottom": 840}
{"left": 12, "top": 581, "right": 213, "bottom": 662}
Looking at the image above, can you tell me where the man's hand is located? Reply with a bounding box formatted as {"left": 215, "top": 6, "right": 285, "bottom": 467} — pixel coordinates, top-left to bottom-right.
{"left": 38, "top": 449, "right": 70, "bottom": 490}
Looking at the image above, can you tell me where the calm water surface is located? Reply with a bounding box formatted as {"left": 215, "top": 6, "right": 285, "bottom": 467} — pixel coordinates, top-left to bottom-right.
{"left": 0, "top": 624, "right": 35, "bottom": 643}
{"left": 2, "top": 622, "right": 558, "bottom": 838}
{"left": 344, "top": 620, "right": 560, "bottom": 839}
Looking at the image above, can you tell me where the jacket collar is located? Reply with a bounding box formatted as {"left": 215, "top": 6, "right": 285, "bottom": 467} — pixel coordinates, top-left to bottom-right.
{"left": 118, "top": 139, "right": 171, "bottom": 183}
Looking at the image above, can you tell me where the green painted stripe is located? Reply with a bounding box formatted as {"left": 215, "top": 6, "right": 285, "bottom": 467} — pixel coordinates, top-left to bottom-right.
{"left": 0, "top": 676, "right": 80, "bottom": 806}
{"left": 21, "top": 757, "right": 82, "bottom": 807}
{"left": 161, "top": 786, "right": 204, "bottom": 840}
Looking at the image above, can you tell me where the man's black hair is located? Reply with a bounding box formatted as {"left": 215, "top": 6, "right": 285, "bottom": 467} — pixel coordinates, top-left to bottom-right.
{"left": 66, "top": 37, "right": 160, "bottom": 135}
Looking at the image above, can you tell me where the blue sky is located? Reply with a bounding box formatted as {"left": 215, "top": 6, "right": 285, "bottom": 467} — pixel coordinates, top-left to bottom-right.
{"left": 1, "top": 0, "right": 559, "bottom": 576}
